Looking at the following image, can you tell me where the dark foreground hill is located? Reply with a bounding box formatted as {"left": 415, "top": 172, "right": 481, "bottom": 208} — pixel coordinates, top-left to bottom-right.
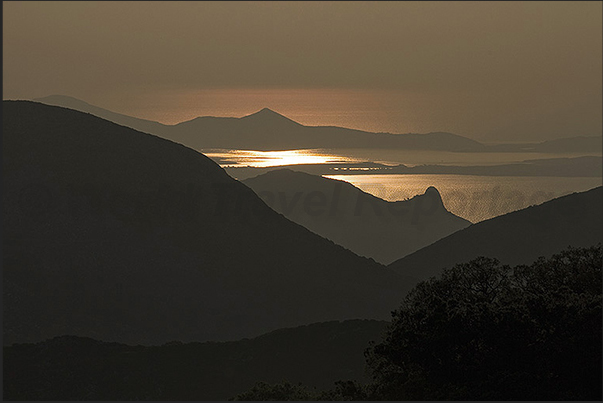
{"left": 3, "top": 319, "right": 387, "bottom": 401}
{"left": 31, "top": 94, "right": 172, "bottom": 136}
{"left": 2, "top": 101, "right": 415, "bottom": 345}
{"left": 243, "top": 169, "right": 470, "bottom": 264}
{"left": 388, "top": 186, "right": 603, "bottom": 280}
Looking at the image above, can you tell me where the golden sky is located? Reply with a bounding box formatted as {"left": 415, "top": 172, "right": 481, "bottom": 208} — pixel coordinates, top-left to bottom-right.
{"left": 3, "top": 1, "right": 602, "bottom": 141}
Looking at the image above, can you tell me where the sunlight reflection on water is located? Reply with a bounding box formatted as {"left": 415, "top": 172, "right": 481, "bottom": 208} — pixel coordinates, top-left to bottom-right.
{"left": 203, "top": 149, "right": 361, "bottom": 168}
{"left": 204, "top": 148, "right": 600, "bottom": 168}
{"left": 203, "top": 148, "right": 601, "bottom": 223}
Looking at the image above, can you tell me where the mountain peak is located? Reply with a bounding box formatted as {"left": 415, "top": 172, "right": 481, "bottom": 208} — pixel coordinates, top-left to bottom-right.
{"left": 241, "top": 108, "right": 301, "bottom": 125}
{"left": 423, "top": 186, "right": 445, "bottom": 208}
{"left": 424, "top": 186, "right": 441, "bottom": 196}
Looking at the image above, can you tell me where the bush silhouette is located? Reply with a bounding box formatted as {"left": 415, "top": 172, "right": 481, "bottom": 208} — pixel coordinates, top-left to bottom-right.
{"left": 230, "top": 381, "right": 315, "bottom": 401}
{"left": 366, "top": 245, "right": 602, "bottom": 400}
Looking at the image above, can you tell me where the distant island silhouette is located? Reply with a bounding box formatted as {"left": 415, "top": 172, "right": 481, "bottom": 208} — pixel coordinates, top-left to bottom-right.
{"left": 34, "top": 95, "right": 602, "bottom": 153}
{"left": 224, "top": 155, "right": 602, "bottom": 181}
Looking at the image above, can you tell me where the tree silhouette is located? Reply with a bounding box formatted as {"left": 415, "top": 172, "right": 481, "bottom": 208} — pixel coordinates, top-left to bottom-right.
{"left": 366, "top": 245, "right": 602, "bottom": 400}
{"left": 229, "top": 381, "right": 315, "bottom": 401}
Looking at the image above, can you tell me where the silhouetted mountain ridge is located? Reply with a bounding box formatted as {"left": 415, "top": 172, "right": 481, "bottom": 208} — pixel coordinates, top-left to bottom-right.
{"left": 488, "top": 135, "right": 603, "bottom": 153}
{"left": 33, "top": 95, "right": 485, "bottom": 151}
{"left": 35, "top": 95, "right": 601, "bottom": 153}
{"left": 3, "top": 100, "right": 415, "bottom": 345}
{"left": 388, "top": 186, "right": 603, "bottom": 280}
{"left": 241, "top": 107, "right": 302, "bottom": 125}
{"left": 243, "top": 169, "right": 470, "bottom": 264}
{"left": 32, "top": 94, "right": 171, "bottom": 136}
{"left": 4, "top": 319, "right": 388, "bottom": 400}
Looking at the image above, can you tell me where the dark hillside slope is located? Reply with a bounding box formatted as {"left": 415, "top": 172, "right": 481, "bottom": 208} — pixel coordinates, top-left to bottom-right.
{"left": 2, "top": 101, "right": 414, "bottom": 345}
{"left": 243, "top": 169, "right": 470, "bottom": 264}
{"left": 389, "top": 187, "right": 603, "bottom": 280}
{"left": 33, "top": 94, "right": 171, "bottom": 136}
{"left": 4, "top": 319, "right": 388, "bottom": 401}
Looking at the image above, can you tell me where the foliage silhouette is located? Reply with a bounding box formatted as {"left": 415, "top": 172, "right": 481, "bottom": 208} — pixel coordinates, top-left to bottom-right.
{"left": 230, "top": 381, "right": 316, "bottom": 401}
{"left": 367, "top": 245, "right": 602, "bottom": 400}
{"left": 230, "top": 245, "right": 602, "bottom": 401}
{"left": 231, "top": 380, "right": 372, "bottom": 401}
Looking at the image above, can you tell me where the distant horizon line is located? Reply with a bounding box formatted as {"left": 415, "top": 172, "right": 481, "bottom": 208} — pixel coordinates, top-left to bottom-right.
{"left": 20, "top": 94, "right": 468, "bottom": 136}
{"left": 6, "top": 95, "right": 603, "bottom": 145}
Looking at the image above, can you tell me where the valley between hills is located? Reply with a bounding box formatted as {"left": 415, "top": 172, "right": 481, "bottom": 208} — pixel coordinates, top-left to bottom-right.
{"left": 3, "top": 100, "right": 602, "bottom": 400}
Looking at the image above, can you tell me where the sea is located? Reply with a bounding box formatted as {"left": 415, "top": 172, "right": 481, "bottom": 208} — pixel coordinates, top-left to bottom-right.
{"left": 323, "top": 174, "right": 601, "bottom": 223}
{"left": 205, "top": 148, "right": 602, "bottom": 223}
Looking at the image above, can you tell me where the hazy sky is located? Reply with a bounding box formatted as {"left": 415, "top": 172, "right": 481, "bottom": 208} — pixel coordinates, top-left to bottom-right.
{"left": 3, "top": 1, "right": 602, "bottom": 141}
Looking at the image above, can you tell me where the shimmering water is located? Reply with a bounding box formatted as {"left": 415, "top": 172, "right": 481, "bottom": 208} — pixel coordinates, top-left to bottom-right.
{"left": 324, "top": 174, "right": 602, "bottom": 223}
{"left": 203, "top": 148, "right": 601, "bottom": 223}
{"left": 203, "top": 149, "right": 363, "bottom": 168}
{"left": 203, "top": 148, "right": 601, "bottom": 168}
{"left": 322, "top": 149, "right": 601, "bottom": 167}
